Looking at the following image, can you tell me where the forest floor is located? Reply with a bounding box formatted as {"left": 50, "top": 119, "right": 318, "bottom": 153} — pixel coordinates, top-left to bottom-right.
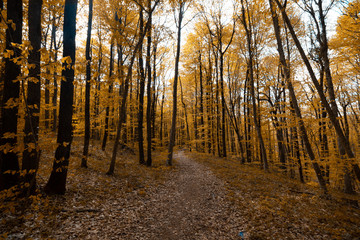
{"left": 1, "top": 138, "right": 360, "bottom": 239}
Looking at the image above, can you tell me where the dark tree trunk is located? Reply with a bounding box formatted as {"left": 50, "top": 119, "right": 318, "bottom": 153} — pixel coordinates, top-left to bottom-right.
{"left": 219, "top": 52, "right": 227, "bottom": 157}
{"left": 194, "top": 71, "right": 199, "bottom": 150}
{"left": 180, "top": 78, "right": 191, "bottom": 149}
{"left": 45, "top": 78, "right": 50, "bottom": 129}
{"left": 145, "top": 1, "right": 153, "bottom": 167}
{"left": 137, "top": 8, "right": 145, "bottom": 165}
{"left": 51, "top": 14, "right": 59, "bottom": 133}
{"left": 167, "top": 2, "right": 184, "bottom": 166}
{"left": 44, "top": 0, "right": 78, "bottom": 195}
{"left": 159, "top": 84, "right": 165, "bottom": 146}
{"left": 101, "top": 43, "right": 114, "bottom": 151}
{"left": 199, "top": 53, "right": 205, "bottom": 152}
{"left": 22, "top": 0, "right": 42, "bottom": 195}
{"left": 214, "top": 53, "right": 221, "bottom": 157}
{"left": 93, "top": 39, "right": 102, "bottom": 140}
{"left": 151, "top": 43, "right": 158, "bottom": 140}
{"left": 0, "top": 0, "right": 23, "bottom": 191}
{"left": 81, "top": 0, "right": 93, "bottom": 168}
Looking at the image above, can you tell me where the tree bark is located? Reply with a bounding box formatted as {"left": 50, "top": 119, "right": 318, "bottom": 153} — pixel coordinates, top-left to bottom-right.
{"left": 81, "top": 0, "right": 93, "bottom": 168}
{"left": 167, "top": 2, "right": 184, "bottom": 166}
{"left": 145, "top": 0, "right": 153, "bottom": 166}
{"left": 101, "top": 43, "right": 114, "bottom": 151}
{"left": 51, "top": 14, "right": 59, "bottom": 133}
{"left": 44, "top": 0, "right": 78, "bottom": 195}
{"left": 137, "top": 8, "right": 146, "bottom": 165}
{"left": 0, "top": 0, "right": 23, "bottom": 191}
{"left": 22, "top": 0, "right": 43, "bottom": 195}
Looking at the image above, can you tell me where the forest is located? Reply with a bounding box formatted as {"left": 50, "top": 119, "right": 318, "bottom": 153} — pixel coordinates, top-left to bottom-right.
{"left": 1, "top": 0, "right": 360, "bottom": 239}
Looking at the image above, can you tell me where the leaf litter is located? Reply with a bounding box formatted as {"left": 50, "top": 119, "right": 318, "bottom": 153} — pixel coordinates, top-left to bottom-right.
{"left": 1, "top": 138, "right": 360, "bottom": 239}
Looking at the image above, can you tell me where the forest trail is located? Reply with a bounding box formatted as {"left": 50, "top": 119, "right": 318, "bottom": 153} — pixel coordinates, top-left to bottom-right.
{"left": 136, "top": 151, "right": 243, "bottom": 239}
{"left": 45, "top": 151, "right": 244, "bottom": 239}
{"left": 4, "top": 148, "right": 360, "bottom": 239}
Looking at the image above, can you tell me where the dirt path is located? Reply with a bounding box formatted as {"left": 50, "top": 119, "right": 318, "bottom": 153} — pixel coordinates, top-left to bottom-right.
{"left": 126, "top": 151, "right": 244, "bottom": 239}
{"left": 44, "top": 151, "right": 244, "bottom": 239}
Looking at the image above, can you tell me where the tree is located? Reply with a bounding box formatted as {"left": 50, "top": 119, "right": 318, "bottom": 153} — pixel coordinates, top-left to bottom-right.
{"left": 145, "top": 0, "right": 153, "bottom": 167}
{"left": 45, "top": 0, "right": 78, "bottom": 194}
{"left": 274, "top": 0, "right": 360, "bottom": 194}
{"left": 22, "top": 0, "right": 43, "bottom": 195}
{"left": 138, "top": 6, "right": 146, "bottom": 165}
{"left": 240, "top": 0, "right": 269, "bottom": 170}
{"left": 199, "top": 0, "right": 236, "bottom": 158}
{"left": 0, "top": 0, "right": 23, "bottom": 191}
{"left": 268, "top": 0, "right": 327, "bottom": 192}
{"left": 81, "top": 0, "right": 94, "bottom": 168}
{"left": 107, "top": 0, "right": 160, "bottom": 175}
{"left": 167, "top": 0, "right": 188, "bottom": 166}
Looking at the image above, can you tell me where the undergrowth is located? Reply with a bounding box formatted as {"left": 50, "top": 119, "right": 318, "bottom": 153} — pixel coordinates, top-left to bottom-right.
{"left": 189, "top": 151, "right": 360, "bottom": 240}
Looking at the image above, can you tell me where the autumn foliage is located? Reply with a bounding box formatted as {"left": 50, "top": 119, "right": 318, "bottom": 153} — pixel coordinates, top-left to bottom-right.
{"left": 0, "top": 0, "right": 360, "bottom": 238}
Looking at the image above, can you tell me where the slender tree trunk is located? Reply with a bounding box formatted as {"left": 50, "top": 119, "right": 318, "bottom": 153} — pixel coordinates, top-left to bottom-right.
{"left": 81, "top": 0, "right": 93, "bottom": 168}
{"left": 160, "top": 83, "right": 165, "bottom": 146}
{"left": 51, "top": 14, "right": 59, "bottom": 133}
{"left": 22, "top": 0, "right": 42, "bottom": 195}
{"left": 167, "top": 2, "right": 184, "bottom": 166}
{"left": 219, "top": 52, "right": 227, "bottom": 157}
{"left": 0, "top": 0, "right": 23, "bottom": 191}
{"left": 101, "top": 43, "right": 114, "bottom": 151}
{"left": 180, "top": 78, "right": 191, "bottom": 149}
{"left": 151, "top": 43, "right": 158, "bottom": 140}
{"left": 145, "top": 1, "right": 153, "bottom": 166}
{"left": 137, "top": 8, "right": 146, "bottom": 165}
{"left": 94, "top": 35, "right": 102, "bottom": 140}
{"left": 199, "top": 53, "right": 205, "bottom": 152}
{"left": 45, "top": 0, "right": 78, "bottom": 195}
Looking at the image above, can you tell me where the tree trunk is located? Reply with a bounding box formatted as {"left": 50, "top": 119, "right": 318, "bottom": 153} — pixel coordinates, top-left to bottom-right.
{"left": 145, "top": 1, "right": 153, "bottom": 166}
{"left": 219, "top": 52, "right": 227, "bottom": 157}
{"left": 101, "top": 43, "right": 114, "bottom": 151}
{"left": 81, "top": 0, "right": 93, "bottom": 168}
{"left": 180, "top": 78, "right": 191, "bottom": 149}
{"left": 160, "top": 83, "right": 165, "bottom": 146}
{"left": 51, "top": 14, "right": 59, "bottom": 133}
{"left": 0, "top": 0, "right": 23, "bottom": 191}
{"left": 44, "top": 0, "right": 78, "bottom": 195}
{"left": 22, "top": 0, "right": 42, "bottom": 195}
{"left": 167, "top": 2, "right": 184, "bottom": 166}
{"left": 94, "top": 33, "right": 102, "bottom": 140}
{"left": 137, "top": 8, "right": 146, "bottom": 165}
